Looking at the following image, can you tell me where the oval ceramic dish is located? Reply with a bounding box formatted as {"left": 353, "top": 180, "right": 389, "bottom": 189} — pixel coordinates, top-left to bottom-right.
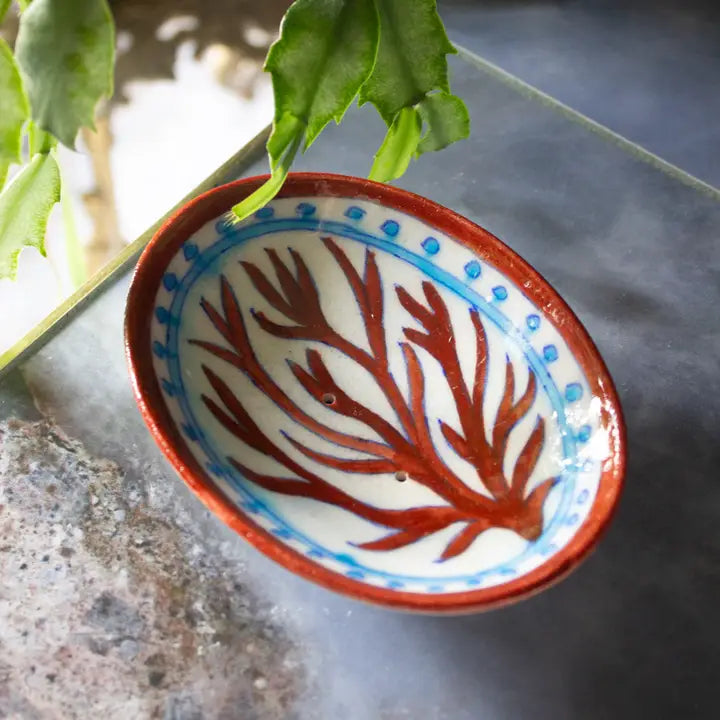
{"left": 126, "top": 173, "right": 625, "bottom": 612}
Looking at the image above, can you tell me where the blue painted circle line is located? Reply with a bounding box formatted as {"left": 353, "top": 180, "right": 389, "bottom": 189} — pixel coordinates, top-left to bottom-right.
{"left": 159, "top": 213, "right": 585, "bottom": 588}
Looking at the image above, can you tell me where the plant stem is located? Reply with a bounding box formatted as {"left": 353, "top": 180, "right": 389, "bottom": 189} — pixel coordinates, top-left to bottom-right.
{"left": 28, "top": 121, "right": 56, "bottom": 157}
{"left": 230, "top": 127, "right": 303, "bottom": 222}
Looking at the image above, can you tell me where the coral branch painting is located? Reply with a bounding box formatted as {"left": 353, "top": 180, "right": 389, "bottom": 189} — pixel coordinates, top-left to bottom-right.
{"left": 190, "top": 237, "right": 556, "bottom": 561}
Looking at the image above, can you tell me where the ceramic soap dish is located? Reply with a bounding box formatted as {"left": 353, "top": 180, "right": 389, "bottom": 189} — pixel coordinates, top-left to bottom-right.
{"left": 125, "top": 173, "right": 625, "bottom": 612}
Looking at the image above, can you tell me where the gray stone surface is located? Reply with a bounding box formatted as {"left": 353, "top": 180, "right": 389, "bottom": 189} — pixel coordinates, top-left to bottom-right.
{"left": 2, "top": 54, "right": 719, "bottom": 718}
{"left": 0, "top": 415, "right": 305, "bottom": 719}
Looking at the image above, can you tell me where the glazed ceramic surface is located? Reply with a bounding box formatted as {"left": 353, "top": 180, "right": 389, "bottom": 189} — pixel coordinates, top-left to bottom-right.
{"left": 126, "top": 175, "right": 624, "bottom": 611}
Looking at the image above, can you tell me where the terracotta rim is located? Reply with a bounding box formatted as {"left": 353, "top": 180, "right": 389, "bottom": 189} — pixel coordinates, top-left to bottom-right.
{"left": 125, "top": 172, "right": 626, "bottom": 613}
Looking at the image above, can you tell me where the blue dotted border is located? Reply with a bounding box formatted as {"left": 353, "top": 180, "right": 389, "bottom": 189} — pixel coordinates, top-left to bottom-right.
{"left": 155, "top": 203, "right": 594, "bottom": 590}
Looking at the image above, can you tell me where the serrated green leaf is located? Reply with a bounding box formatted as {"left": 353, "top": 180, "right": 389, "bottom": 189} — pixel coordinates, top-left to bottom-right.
{"left": 0, "top": 151, "right": 60, "bottom": 279}
{"left": 416, "top": 92, "right": 470, "bottom": 155}
{"left": 369, "top": 106, "right": 422, "bottom": 183}
{"left": 0, "top": 0, "right": 12, "bottom": 24}
{"left": 0, "top": 38, "right": 30, "bottom": 172}
{"left": 266, "top": 0, "right": 378, "bottom": 150}
{"left": 358, "top": 0, "right": 455, "bottom": 125}
{"left": 15, "top": 0, "right": 115, "bottom": 148}
{"left": 232, "top": 0, "right": 378, "bottom": 224}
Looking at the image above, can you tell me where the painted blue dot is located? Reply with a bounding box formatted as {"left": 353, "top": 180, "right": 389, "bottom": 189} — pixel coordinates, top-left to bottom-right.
{"left": 526, "top": 314, "right": 541, "bottom": 331}
{"left": 206, "top": 462, "right": 224, "bottom": 476}
{"left": 498, "top": 567, "right": 516, "bottom": 576}
{"left": 428, "top": 585, "right": 445, "bottom": 593}
{"left": 160, "top": 378, "right": 176, "bottom": 396}
{"left": 215, "top": 217, "right": 235, "bottom": 234}
{"left": 464, "top": 261, "right": 481, "bottom": 279}
{"left": 155, "top": 307, "right": 170, "bottom": 324}
{"left": 255, "top": 206, "right": 274, "bottom": 219}
{"left": 296, "top": 202, "right": 316, "bottom": 216}
{"left": 492, "top": 285, "right": 508, "bottom": 301}
{"left": 307, "top": 549, "right": 324, "bottom": 559}
{"left": 466, "top": 577, "right": 482, "bottom": 587}
{"left": 272, "top": 528, "right": 291, "bottom": 539}
{"left": 577, "top": 425, "right": 592, "bottom": 443}
{"left": 183, "top": 243, "right": 199, "bottom": 261}
{"left": 422, "top": 237, "right": 440, "bottom": 254}
{"left": 181, "top": 424, "right": 199, "bottom": 441}
{"left": 543, "top": 344, "right": 559, "bottom": 362}
{"left": 565, "top": 383, "right": 583, "bottom": 402}
{"left": 152, "top": 341, "right": 167, "bottom": 359}
{"left": 346, "top": 570, "right": 365, "bottom": 580}
{"left": 567, "top": 513, "right": 580, "bottom": 526}
{"left": 344, "top": 205, "right": 365, "bottom": 220}
{"left": 162, "top": 273, "right": 178, "bottom": 291}
{"left": 576, "top": 489, "right": 590, "bottom": 504}
{"left": 387, "top": 580, "right": 404, "bottom": 589}
{"left": 381, "top": 220, "right": 399, "bottom": 237}
{"left": 335, "top": 553, "right": 359, "bottom": 567}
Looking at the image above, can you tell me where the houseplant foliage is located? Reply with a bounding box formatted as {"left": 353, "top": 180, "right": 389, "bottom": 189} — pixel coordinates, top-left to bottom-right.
{"left": 0, "top": 0, "right": 114, "bottom": 280}
{"left": 0, "top": 0, "right": 468, "bottom": 281}
{"left": 230, "top": 0, "right": 470, "bottom": 221}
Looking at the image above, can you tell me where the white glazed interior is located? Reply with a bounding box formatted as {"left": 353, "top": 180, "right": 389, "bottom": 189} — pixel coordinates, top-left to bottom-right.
{"left": 150, "top": 195, "right": 612, "bottom": 595}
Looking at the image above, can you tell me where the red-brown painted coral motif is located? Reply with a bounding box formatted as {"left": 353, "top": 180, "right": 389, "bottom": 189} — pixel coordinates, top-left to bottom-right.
{"left": 190, "top": 237, "right": 556, "bottom": 562}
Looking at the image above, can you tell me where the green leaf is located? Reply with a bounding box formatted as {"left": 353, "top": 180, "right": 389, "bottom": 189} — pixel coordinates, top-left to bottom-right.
{"left": 266, "top": 0, "right": 379, "bottom": 150}
{"left": 232, "top": 0, "right": 378, "bottom": 223}
{"left": 369, "top": 106, "right": 422, "bottom": 183}
{"left": 358, "top": 0, "right": 456, "bottom": 125}
{"left": 0, "top": 151, "right": 60, "bottom": 279}
{"left": 0, "top": 38, "right": 30, "bottom": 178}
{"left": 416, "top": 92, "right": 470, "bottom": 155}
{"left": 15, "top": 0, "right": 115, "bottom": 148}
{"left": 0, "top": 0, "right": 12, "bottom": 23}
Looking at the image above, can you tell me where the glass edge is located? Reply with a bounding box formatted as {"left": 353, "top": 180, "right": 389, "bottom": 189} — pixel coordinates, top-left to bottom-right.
{"left": 0, "top": 125, "right": 271, "bottom": 381}
{"left": 455, "top": 45, "right": 720, "bottom": 201}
